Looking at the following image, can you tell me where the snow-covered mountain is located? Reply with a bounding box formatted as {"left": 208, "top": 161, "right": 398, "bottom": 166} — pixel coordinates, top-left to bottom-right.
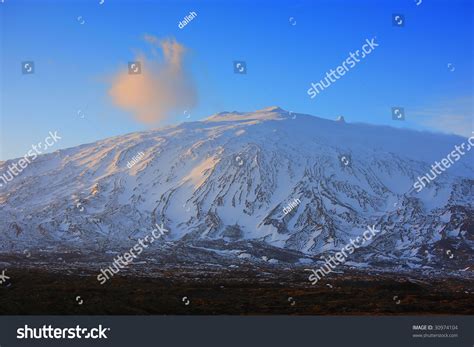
{"left": 1, "top": 107, "right": 473, "bottom": 270}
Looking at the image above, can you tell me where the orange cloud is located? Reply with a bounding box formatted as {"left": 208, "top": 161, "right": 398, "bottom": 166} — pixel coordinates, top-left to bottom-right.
{"left": 109, "top": 36, "right": 197, "bottom": 124}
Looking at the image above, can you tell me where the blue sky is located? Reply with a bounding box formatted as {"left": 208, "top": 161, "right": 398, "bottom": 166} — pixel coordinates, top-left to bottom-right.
{"left": 1, "top": 0, "right": 473, "bottom": 160}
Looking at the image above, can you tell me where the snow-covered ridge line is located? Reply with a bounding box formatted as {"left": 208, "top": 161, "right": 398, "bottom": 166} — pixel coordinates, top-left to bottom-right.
{"left": 0, "top": 107, "right": 472, "bottom": 272}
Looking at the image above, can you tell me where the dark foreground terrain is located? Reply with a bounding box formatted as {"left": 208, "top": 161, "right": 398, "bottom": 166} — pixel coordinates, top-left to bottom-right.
{"left": 0, "top": 262, "right": 472, "bottom": 315}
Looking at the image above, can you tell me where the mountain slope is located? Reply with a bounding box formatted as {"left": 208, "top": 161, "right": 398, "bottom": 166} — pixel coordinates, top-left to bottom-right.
{"left": 1, "top": 107, "right": 473, "bottom": 271}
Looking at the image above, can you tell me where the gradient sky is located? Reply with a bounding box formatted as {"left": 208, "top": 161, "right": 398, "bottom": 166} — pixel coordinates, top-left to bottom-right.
{"left": 1, "top": 0, "right": 473, "bottom": 160}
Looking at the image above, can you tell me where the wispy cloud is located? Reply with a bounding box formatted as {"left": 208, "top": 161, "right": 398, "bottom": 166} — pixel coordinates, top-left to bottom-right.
{"left": 411, "top": 96, "right": 473, "bottom": 137}
{"left": 109, "top": 36, "right": 197, "bottom": 124}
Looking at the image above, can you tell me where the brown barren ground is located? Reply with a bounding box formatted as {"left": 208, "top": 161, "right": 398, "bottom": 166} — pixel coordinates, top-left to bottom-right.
{"left": 0, "top": 266, "right": 472, "bottom": 315}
